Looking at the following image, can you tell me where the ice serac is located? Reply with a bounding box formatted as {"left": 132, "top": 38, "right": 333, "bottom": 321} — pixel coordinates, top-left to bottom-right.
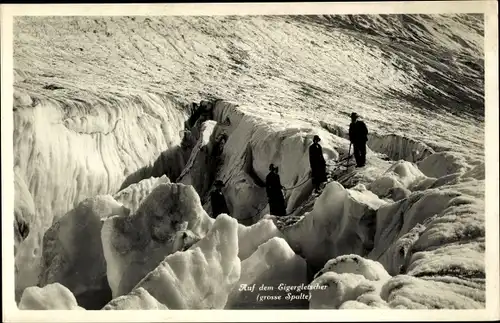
{"left": 226, "top": 237, "right": 308, "bottom": 309}
{"left": 368, "top": 174, "right": 485, "bottom": 308}
{"left": 18, "top": 283, "right": 85, "bottom": 310}
{"left": 134, "top": 214, "right": 241, "bottom": 309}
{"left": 101, "top": 183, "right": 214, "bottom": 299}
{"left": 284, "top": 181, "right": 386, "bottom": 269}
{"left": 237, "top": 219, "right": 283, "bottom": 261}
{"left": 310, "top": 254, "right": 391, "bottom": 309}
{"left": 367, "top": 161, "right": 427, "bottom": 201}
{"left": 368, "top": 179, "right": 483, "bottom": 274}
{"left": 39, "top": 195, "right": 129, "bottom": 309}
{"left": 309, "top": 272, "right": 370, "bottom": 309}
{"left": 368, "top": 189, "right": 462, "bottom": 268}
{"left": 102, "top": 288, "right": 168, "bottom": 310}
{"left": 417, "top": 150, "right": 472, "bottom": 178}
{"left": 113, "top": 175, "right": 170, "bottom": 214}
{"left": 314, "top": 254, "right": 391, "bottom": 282}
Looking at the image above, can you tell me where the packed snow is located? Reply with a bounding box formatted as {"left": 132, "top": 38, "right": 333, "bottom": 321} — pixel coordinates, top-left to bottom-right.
{"left": 18, "top": 283, "right": 85, "bottom": 310}
{"left": 226, "top": 237, "right": 308, "bottom": 309}
{"left": 102, "top": 288, "right": 168, "bottom": 310}
{"left": 11, "top": 13, "right": 488, "bottom": 310}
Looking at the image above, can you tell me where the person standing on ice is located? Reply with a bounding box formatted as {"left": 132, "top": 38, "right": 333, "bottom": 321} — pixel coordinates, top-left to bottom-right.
{"left": 210, "top": 180, "right": 229, "bottom": 218}
{"left": 348, "top": 112, "right": 369, "bottom": 168}
{"left": 309, "top": 135, "right": 327, "bottom": 193}
{"left": 265, "top": 164, "right": 287, "bottom": 217}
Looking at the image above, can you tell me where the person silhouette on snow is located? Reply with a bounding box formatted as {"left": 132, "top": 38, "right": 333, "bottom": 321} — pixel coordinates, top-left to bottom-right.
{"left": 265, "top": 164, "right": 287, "bottom": 217}
{"left": 210, "top": 180, "right": 229, "bottom": 218}
{"left": 348, "top": 112, "right": 368, "bottom": 168}
{"left": 309, "top": 135, "right": 327, "bottom": 193}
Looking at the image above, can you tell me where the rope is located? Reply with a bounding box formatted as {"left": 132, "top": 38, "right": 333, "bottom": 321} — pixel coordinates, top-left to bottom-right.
{"left": 223, "top": 154, "right": 355, "bottom": 222}
{"left": 282, "top": 174, "right": 312, "bottom": 191}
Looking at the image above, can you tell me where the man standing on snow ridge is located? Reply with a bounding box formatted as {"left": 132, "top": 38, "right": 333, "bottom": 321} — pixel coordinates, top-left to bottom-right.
{"left": 309, "top": 135, "right": 327, "bottom": 193}
{"left": 348, "top": 112, "right": 369, "bottom": 168}
{"left": 210, "top": 180, "right": 230, "bottom": 218}
{"left": 265, "top": 164, "right": 287, "bottom": 217}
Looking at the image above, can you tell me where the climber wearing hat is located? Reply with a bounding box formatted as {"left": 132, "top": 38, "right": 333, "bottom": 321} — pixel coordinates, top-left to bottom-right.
{"left": 348, "top": 112, "right": 369, "bottom": 168}
{"left": 265, "top": 164, "right": 287, "bottom": 217}
{"left": 309, "top": 135, "right": 327, "bottom": 193}
{"left": 210, "top": 180, "right": 229, "bottom": 218}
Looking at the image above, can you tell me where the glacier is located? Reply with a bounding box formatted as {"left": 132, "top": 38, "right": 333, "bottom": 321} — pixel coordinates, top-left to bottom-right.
{"left": 9, "top": 13, "right": 490, "bottom": 311}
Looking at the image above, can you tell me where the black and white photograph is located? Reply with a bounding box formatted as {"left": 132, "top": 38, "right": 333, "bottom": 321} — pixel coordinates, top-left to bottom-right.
{"left": 2, "top": 1, "right": 499, "bottom": 321}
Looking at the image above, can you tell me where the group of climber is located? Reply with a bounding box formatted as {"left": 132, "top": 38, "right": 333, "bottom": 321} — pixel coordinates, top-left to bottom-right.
{"left": 210, "top": 112, "right": 368, "bottom": 218}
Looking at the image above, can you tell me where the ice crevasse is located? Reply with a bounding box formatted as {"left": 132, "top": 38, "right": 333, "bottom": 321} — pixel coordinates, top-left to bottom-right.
{"left": 13, "top": 91, "right": 191, "bottom": 299}
{"left": 16, "top": 99, "right": 485, "bottom": 310}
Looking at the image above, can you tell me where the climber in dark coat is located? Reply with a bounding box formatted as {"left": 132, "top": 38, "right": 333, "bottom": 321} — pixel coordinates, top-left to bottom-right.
{"left": 265, "top": 164, "right": 287, "bottom": 217}
{"left": 210, "top": 180, "right": 229, "bottom": 218}
{"left": 309, "top": 135, "right": 327, "bottom": 193}
{"left": 348, "top": 112, "right": 369, "bottom": 168}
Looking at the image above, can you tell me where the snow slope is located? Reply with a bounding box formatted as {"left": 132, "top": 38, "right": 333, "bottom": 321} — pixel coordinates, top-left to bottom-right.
{"left": 12, "top": 14, "right": 486, "bottom": 309}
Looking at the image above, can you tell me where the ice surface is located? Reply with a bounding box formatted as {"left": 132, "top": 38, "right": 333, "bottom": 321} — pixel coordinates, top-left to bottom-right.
{"left": 38, "top": 195, "right": 129, "bottom": 309}
{"left": 367, "top": 160, "right": 427, "bottom": 199}
{"left": 310, "top": 254, "right": 390, "bottom": 309}
{"left": 417, "top": 151, "right": 472, "bottom": 178}
{"left": 284, "top": 181, "right": 387, "bottom": 268}
{"left": 226, "top": 237, "right": 308, "bottom": 309}
{"left": 102, "top": 288, "right": 168, "bottom": 310}
{"left": 309, "top": 272, "right": 369, "bottom": 309}
{"left": 177, "top": 120, "right": 218, "bottom": 199}
{"left": 14, "top": 166, "right": 35, "bottom": 254}
{"left": 314, "top": 254, "right": 390, "bottom": 282}
{"left": 339, "top": 294, "right": 390, "bottom": 309}
{"left": 380, "top": 275, "right": 484, "bottom": 309}
{"left": 14, "top": 167, "right": 40, "bottom": 299}
{"left": 101, "top": 183, "right": 214, "bottom": 298}
{"left": 237, "top": 219, "right": 283, "bottom": 261}
{"left": 133, "top": 214, "right": 241, "bottom": 309}
{"left": 18, "top": 283, "right": 85, "bottom": 310}
{"left": 367, "top": 133, "right": 435, "bottom": 163}
{"left": 13, "top": 94, "right": 187, "bottom": 227}
{"left": 113, "top": 175, "right": 170, "bottom": 214}
{"left": 369, "top": 178, "right": 485, "bottom": 279}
